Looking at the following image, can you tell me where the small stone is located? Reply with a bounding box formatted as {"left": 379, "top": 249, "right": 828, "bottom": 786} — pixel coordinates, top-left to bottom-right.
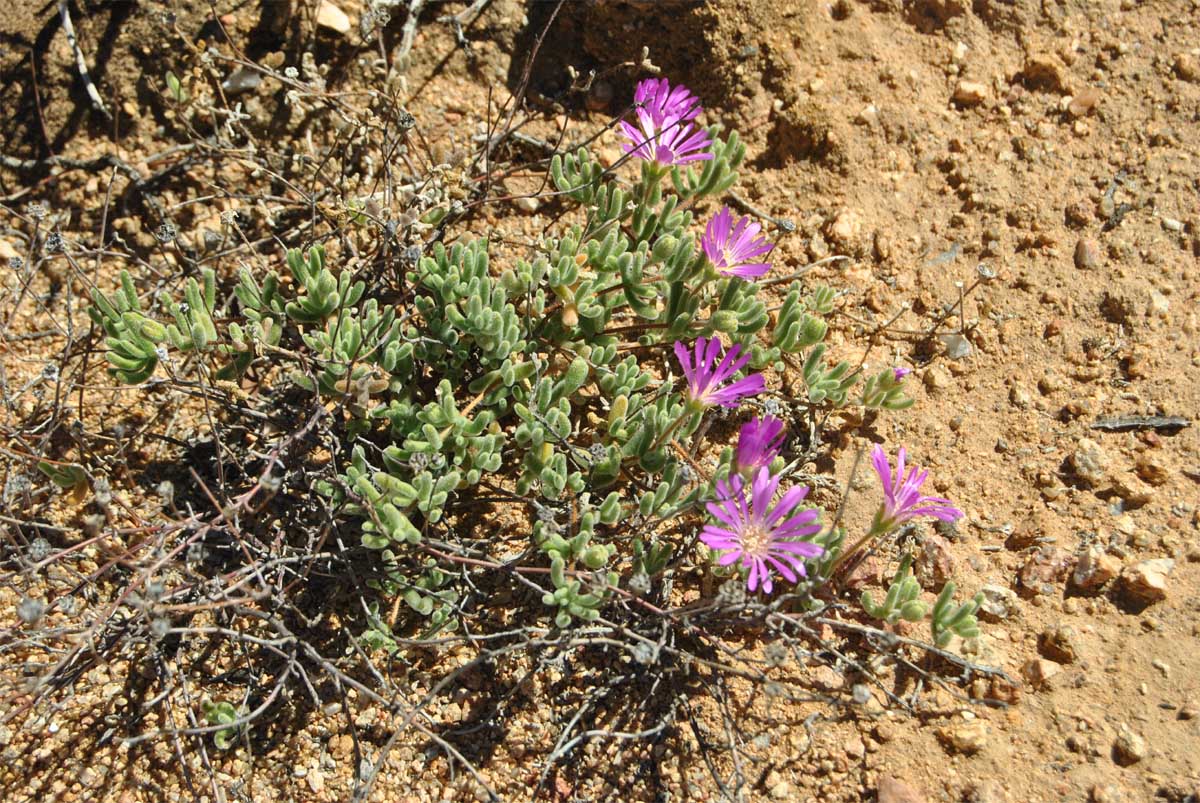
{"left": 877, "top": 775, "right": 926, "bottom": 803}
{"left": 1072, "top": 547, "right": 1121, "bottom": 590}
{"left": 1038, "top": 624, "right": 1078, "bottom": 663}
{"left": 1121, "top": 559, "right": 1173, "bottom": 604}
{"left": 1175, "top": 52, "right": 1200, "bottom": 83}
{"left": 307, "top": 770, "right": 325, "bottom": 794}
{"left": 222, "top": 66, "right": 262, "bottom": 95}
{"left": 937, "top": 719, "right": 989, "bottom": 754}
{"left": 923, "top": 365, "right": 952, "bottom": 391}
{"left": 855, "top": 104, "right": 879, "bottom": 125}
{"left": 1067, "top": 87, "right": 1102, "bottom": 117}
{"left": 1069, "top": 438, "right": 1108, "bottom": 485}
{"left": 1112, "top": 725, "right": 1147, "bottom": 765}
{"left": 977, "top": 584, "right": 1018, "bottom": 621}
{"left": 513, "top": 196, "right": 541, "bottom": 213}
{"left": 1022, "top": 658, "right": 1061, "bottom": 689}
{"left": 1008, "top": 385, "right": 1032, "bottom": 409}
{"left": 953, "top": 80, "right": 989, "bottom": 106}
{"left": 1178, "top": 700, "right": 1199, "bottom": 720}
{"left": 1043, "top": 318, "right": 1064, "bottom": 338}
{"left": 770, "top": 780, "right": 792, "bottom": 799}
{"left": 1110, "top": 471, "right": 1154, "bottom": 506}
{"left": 916, "top": 534, "right": 956, "bottom": 588}
{"left": 964, "top": 779, "right": 1011, "bottom": 803}
{"left": 1018, "top": 547, "right": 1073, "bottom": 593}
{"left": 1135, "top": 453, "right": 1169, "bottom": 486}
{"left": 825, "top": 208, "right": 864, "bottom": 252}
{"left": 874, "top": 721, "right": 897, "bottom": 742}
{"left": 1074, "top": 237, "right": 1102, "bottom": 269}
{"left": 316, "top": 1, "right": 352, "bottom": 34}
{"left": 1065, "top": 199, "right": 1094, "bottom": 227}
{"left": 811, "top": 665, "right": 844, "bottom": 691}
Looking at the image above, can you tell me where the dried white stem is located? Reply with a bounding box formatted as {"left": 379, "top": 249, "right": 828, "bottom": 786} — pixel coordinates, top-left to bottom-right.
{"left": 57, "top": 0, "right": 111, "bottom": 120}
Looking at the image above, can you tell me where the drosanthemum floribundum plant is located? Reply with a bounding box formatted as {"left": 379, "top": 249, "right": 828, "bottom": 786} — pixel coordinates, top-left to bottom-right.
{"left": 869, "top": 444, "right": 963, "bottom": 532}
{"left": 892, "top": 367, "right": 912, "bottom": 381}
{"left": 675, "top": 337, "right": 765, "bottom": 409}
{"left": 702, "top": 206, "right": 775, "bottom": 279}
{"left": 619, "top": 78, "right": 713, "bottom": 168}
{"left": 701, "top": 467, "right": 824, "bottom": 594}
{"left": 735, "top": 415, "right": 785, "bottom": 476}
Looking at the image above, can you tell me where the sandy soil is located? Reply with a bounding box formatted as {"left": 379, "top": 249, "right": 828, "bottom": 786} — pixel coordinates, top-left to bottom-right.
{"left": 1, "top": 0, "right": 1198, "bottom": 801}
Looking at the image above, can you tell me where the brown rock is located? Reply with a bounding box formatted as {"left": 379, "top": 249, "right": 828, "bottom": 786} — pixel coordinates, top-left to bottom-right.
{"left": 916, "top": 534, "right": 956, "bottom": 589}
{"left": 923, "top": 365, "right": 953, "bottom": 391}
{"left": 315, "top": 1, "right": 352, "bottom": 34}
{"left": 1112, "top": 725, "right": 1147, "bottom": 765}
{"left": 1074, "top": 237, "right": 1102, "bottom": 269}
{"left": 843, "top": 554, "right": 882, "bottom": 590}
{"left": 977, "top": 584, "right": 1018, "bottom": 621}
{"left": 1069, "top": 438, "right": 1108, "bottom": 485}
{"left": 1135, "top": 453, "right": 1169, "bottom": 486}
{"left": 1018, "top": 547, "right": 1074, "bottom": 593}
{"left": 953, "top": 80, "right": 989, "bottom": 106}
{"left": 937, "top": 718, "right": 989, "bottom": 754}
{"left": 1109, "top": 471, "right": 1154, "bottom": 506}
{"left": 1038, "top": 624, "right": 1078, "bottom": 663}
{"left": 825, "top": 208, "right": 864, "bottom": 253}
{"left": 1175, "top": 52, "right": 1200, "bottom": 83}
{"left": 1067, "top": 87, "right": 1102, "bottom": 117}
{"left": 1022, "top": 658, "right": 1061, "bottom": 689}
{"left": 1072, "top": 547, "right": 1121, "bottom": 591}
{"left": 1121, "top": 559, "right": 1173, "bottom": 604}
{"left": 878, "top": 775, "right": 926, "bottom": 803}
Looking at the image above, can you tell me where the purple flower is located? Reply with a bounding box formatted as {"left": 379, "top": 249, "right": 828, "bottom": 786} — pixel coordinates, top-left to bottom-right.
{"left": 870, "top": 444, "right": 963, "bottom": 530}
{"left": 633, "top": 77, "right": 702, "bottom": 125}
{"left": 892, "top": 367, "right": 911, "bottom": 381}
{"left": 675, "top": 337, "right": 765, "bottom": 409}
{"left": 701, "top": 467, "right": 824, "bottom": 594}
{"left": 702, "top": 207, "right": 775, "bottom": 279}
{"left": 736, "top": 415, "right": 785, "bottom": 476}
{"left": 619, "top": 78, "right": 713, "bottom": 167}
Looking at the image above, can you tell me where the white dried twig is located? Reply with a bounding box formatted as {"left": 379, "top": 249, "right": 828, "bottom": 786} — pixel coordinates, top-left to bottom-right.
{"left": 57, "top": 0, "right": 111, "bottom": 120}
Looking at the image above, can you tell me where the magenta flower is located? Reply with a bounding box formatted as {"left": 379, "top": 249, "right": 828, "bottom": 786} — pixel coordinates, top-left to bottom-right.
{"left": 702, "top": 207, "right": 775, "bottom": 279}
{"left": 675, "top": 337, "right": 765, "bottom": 409}
{"left": 633, "top": 77, "right": 702, "bottom": 125}
{"left": 869, "top": 444, "right": 963, "bottom": 531}
{"left": 701, "top": 467, "right": 824, "bottom": 594}
{"left": 619, "top": 78, "right": 713, "bottom": 167}
{"left": 735, "top": 415, "right": 785, "bottom": 476}
{"left": 893, "top": 367, "right": 911, "bottom": 381}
